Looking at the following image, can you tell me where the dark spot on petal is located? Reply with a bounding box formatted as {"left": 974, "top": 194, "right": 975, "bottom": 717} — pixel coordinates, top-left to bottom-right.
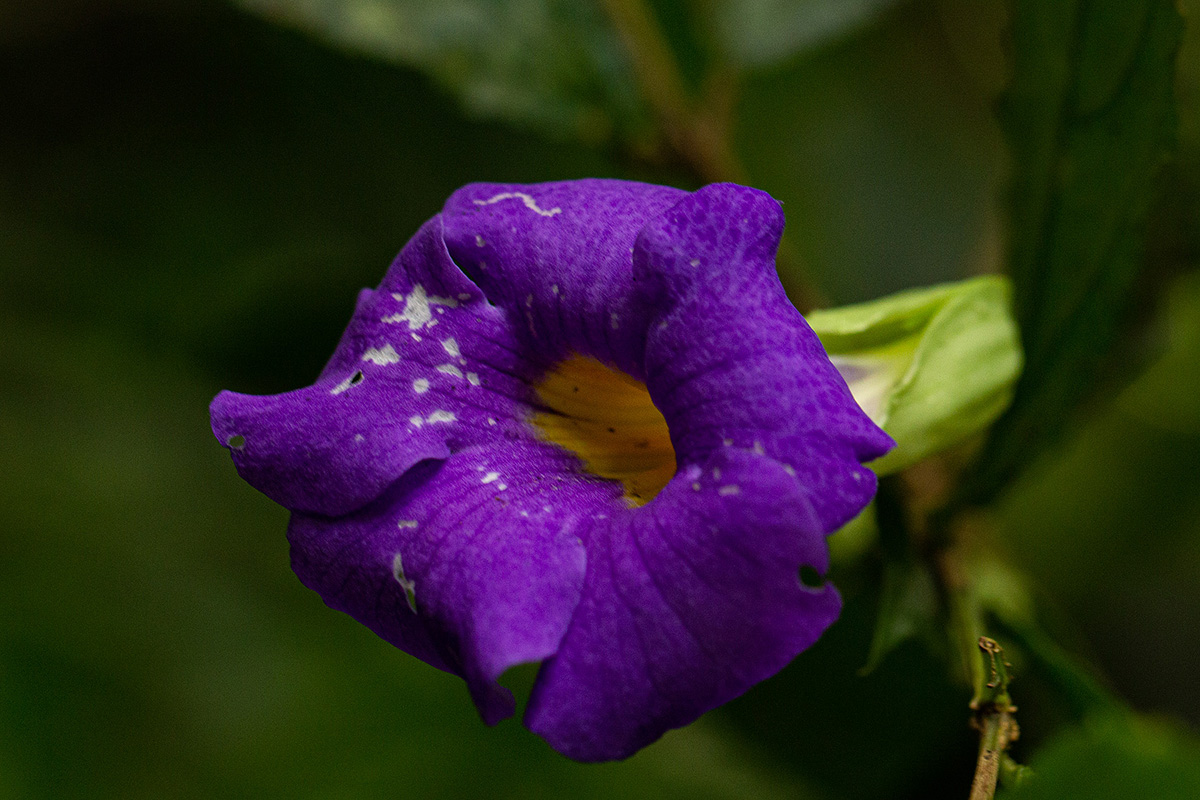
{"left": 227, "top": 434, "right": 246, "bottom": 450}
{"left": 350, "top": 371, "right": 364, "bottom": 386}
{"left": 607, "top": 427, "right": 616, "bottom": 434}
{"left": 799, "top": 565, "right": 824, "bottom": 590}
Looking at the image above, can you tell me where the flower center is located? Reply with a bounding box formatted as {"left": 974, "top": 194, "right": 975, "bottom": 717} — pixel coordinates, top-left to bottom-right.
{"left": 532, "top": 356, "right": 676, "bottom": 507}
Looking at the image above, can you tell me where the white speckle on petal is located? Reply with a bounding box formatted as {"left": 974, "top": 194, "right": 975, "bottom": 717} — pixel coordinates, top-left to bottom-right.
{"left": 391, "top": 553, "right": 418, "bottom": 613}
{"left": 361, "top": 344, "right": 400, "bottom": 365}
{"left": 475, "top": 234, "right": 486, "bottom": 247}
{"left": 610, "top": 312, "right": 619, "bottom": 330}
{"left": 412, "top": 378, "right": 430, "bottom": 394}
{"left": 723, "top": 438, "right": 734, "bottom": 446}
{"left": 458, "top": 293, "right": 471, "bottom": 301}
{"left": 409, "top": 415, "right": 424, "bottom": 427}
{"left": 441, "top": 338, "right": 460, "bottom": 358}
{"left": 690, "top": 258, "right": 700, "bottom": 267}
{"left": 382, "top": 284, "right": 458, "bottom": 329}
{"left": 467, "top": 372, "right": 481, "bottom": 386}
{"left": 354, "top": 434, "right": 364, "bottom": 442}
{"left": 487, "top": 417, "right": 497, "bottom": 426}
{"left": 551, "top": 284, "right": 559, "bottom": 296}
{"left": 713, "top": 467, "right": 722, "bottom": 480}
{"left": 782, "top": 464, "right": 797, "bottom": 477}
{"left": 692, "top": 482, "right": 702, "bottom": 491}
{"left": 426, "top": 410, "right": 456, "bottom": 424}
{"left": 497, "top": 483, "right": 507, "bottom": 491}
{"left": 473, "top": 191, "right": 561, "bottom": 217}
{"left": 525, "top": 294, "right": 534, "bottom": 307}
{"left": 397, "top": 520, "right": 418, "bottom": 529}
{"left": 411, "top": 333, "right": 422, "bottom": 342}
{"left": 718, "top": 485, "right": 741, "bottom": 496}
{"left": 437, "top": 364, "right": 463, "bottom": 379}
{"left": 753, "top": 440, "right": 765, "bottom": 455}
{"left": 481, "top": 471, "right": 500, "bottom": 484}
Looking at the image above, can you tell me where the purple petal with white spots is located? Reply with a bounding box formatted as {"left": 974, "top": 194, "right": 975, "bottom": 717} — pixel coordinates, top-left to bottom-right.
{"left": 288, "top": 440, "right": 603, "bottom": 723}
{"left": 210, "top": 179, "right": 893, "bottom": 762}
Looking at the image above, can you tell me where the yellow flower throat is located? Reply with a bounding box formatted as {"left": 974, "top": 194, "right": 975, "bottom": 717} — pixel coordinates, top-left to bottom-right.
{"left": 532, "top": 356, "right": 676, "bottom": 506}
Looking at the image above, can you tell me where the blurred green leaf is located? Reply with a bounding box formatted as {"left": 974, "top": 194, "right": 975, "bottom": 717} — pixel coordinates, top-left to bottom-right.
{"left": 855, "top": 480, "right": 942, "bottom": 677}
{"left": 859, "top": 556, "right": 940, "bottom": 675}
{"left": 231, "top": 0, "right": 646, "bottom": 139}
{"left": 809, "top": 276, "right": 1023, "bottom": 474}
{"left": 1005, "top": 715, "right": 1200, "bottom": 800}
{"left": 962, "top": 0, "right": 1183, "bottom": 504}
{"left": 1118, "top": 270, "right": 1200, "bottom": 434}
{"left": 737, "top": 6, "right": 1005, "bottom": 304}
{"left": 996, "top": 618, "right": 1124, "bottom": 722}
{"left": 711, "top": 0, "right": 905, "bottom": 68}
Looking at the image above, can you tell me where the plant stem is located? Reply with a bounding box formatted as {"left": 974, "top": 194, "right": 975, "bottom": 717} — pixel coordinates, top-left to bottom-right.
{"left": 597, "top": 0, "right": 744, "bottom": 184}
{"left": 937, "top": 536, "right": 1022, "bottom": 799}
{"left": 971, "top": 703, "right": 1019, "bottom": 800}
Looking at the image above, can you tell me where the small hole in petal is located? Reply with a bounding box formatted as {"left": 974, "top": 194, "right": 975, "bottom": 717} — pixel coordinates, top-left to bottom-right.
{"left": 227, "top": 434, "right": 246, "bottom": 450}
{"left": 799, "top": 565, "right": 824, "bottom": 589}
{"left": 350, "top": 370, "right": 364, "bottom": 386}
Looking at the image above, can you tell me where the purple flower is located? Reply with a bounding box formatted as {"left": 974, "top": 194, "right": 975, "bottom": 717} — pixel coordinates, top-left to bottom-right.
{"left": 210, "top": 180, "right": 893, "bottom": 761}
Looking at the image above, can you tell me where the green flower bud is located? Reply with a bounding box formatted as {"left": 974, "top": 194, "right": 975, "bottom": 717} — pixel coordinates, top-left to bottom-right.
{"left": 809, "top": 276, "right": 1023, "bottom": 474}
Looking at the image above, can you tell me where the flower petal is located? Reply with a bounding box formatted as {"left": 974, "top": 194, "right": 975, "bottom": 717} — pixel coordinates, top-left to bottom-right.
{"left": 525, "top": 447, "right": 840, "bottom": 761}
{"left": 210, "top": 217, "right": 548, "bottom": 516}
{"left": 288, "top": 439, "right": 606, "bottom": 723}
{"left": 441, "top": 179, "right": 687, "bottom": 377}
{"left": 634, "top": 184, "right": 895, "bottom": 531}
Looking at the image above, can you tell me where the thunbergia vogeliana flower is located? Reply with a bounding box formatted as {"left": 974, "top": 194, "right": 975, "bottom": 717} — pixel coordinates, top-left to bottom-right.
{"left": 210, "top": 180, "right": 894, "bottom": 761}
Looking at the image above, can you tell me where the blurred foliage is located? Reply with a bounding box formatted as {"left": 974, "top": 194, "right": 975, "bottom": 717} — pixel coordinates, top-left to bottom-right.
{"left": 230, "top": 0, "right": 646, "bottom": 140}
{"left": 1004, "top": 715, "right": 1200, "bottom": 800}
{"left": 961, "top": 0, "right": 1184, "bottom": 505}
{"left": 710, "top": 0, "right": 906, "bottom": 67}
{"left": 1, "top": 0, "right": 1199, "bottom": 798}
{"left": 736, "top": 1, "right": 1004, "bottom": 303}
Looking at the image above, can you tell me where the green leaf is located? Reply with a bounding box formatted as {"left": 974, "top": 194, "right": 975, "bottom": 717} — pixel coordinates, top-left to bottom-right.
{"left": 231, "top": 0, "right": 646, "bottom": 138}
{"left": 960, "top": 0, "right": 1183, "bottom": 504}
{"left": 710, "top": 0, "right": 905, "bottom": 68}
{"left": 808, "top": 275, "right": 1023, "bottom": 474}
{"left": 1006, "top": 715, "right": 1200, "bottom": 800}
{"left": 1118, "top": 270, "right": 1200, "bottom": 434}
{"left": 859, "top": 555, "right": 941, "bottom": 675}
